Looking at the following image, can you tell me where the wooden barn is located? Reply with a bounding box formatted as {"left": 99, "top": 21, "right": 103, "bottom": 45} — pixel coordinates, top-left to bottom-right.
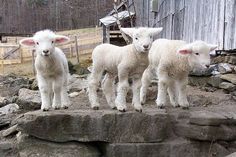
{"left": 100, "top": 0, "right": 236, "bottom": 51}
{"left": 99, "top": 0, "right": 136, "bottom": 45}
{"left": 134, "top": 0, "right": 236, "bottom": 51}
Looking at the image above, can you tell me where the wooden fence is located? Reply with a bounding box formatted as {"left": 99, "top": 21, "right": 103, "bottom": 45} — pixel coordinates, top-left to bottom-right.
{"left": 134, "top": 0, "right": 236, "bottom": 50}
{"left": 0, "top": 28, "right": 102, "bottom": 74}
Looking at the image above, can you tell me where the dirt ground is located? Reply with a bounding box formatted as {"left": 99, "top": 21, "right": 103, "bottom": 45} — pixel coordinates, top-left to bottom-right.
{"left": 67, "top": 85, "right": 236, "bottom": 113}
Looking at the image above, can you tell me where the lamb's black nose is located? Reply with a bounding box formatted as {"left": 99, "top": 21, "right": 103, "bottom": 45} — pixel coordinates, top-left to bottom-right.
{"left": 143, "top": 45, "right": 149, "bottom": 49}
{"left": 206, "top": 64, "right": 210, "bottom": 68}
{"left": 43, "top": 50, "right": 49, "bottom": 54}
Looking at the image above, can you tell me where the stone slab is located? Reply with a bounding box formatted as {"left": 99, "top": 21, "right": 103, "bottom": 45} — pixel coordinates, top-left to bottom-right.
{"left": 17, "top": 134, "right": 101, "bottom": 157}
{"left": 174, "top": 122, "right": 236, "bottom": 141}
{"left": 17, "top": 88, "right": 41, "bottom": 110}
{"left": 16, "top": 109, "right": 168, "bottom": 143}
{"left": 103, "top": 140, "right": 230, "bottom": 157}
{"left": 221, "top": 74, "right": 236, "bottom": 84}
{"left": 189, "top": 110, "right": 236, "bottom": 126}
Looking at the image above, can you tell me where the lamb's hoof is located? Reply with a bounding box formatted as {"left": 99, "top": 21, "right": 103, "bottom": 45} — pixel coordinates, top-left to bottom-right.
{"left": 135, "top": 109, "right": 142, "bottom": 113}
{"left": 118, "top": 108, "right": 126, "bottom": 112}
{"left": 173, "top": 104, "right": 180, "bottom": 108}
{"left": 42, "top": 108, "right": 49, "bottom": 112}
{"left": 92, "top": 106, "right": 99, "bottom": 110}
{"left": 112, "top": 106, "right": 117, "bottom": 110}
{"left": 63, "top": 106, "right": 69, "bottom": 109}
{"left": 181, "top": 106, "right": 189, "bottom": 110}
{"left": 116, "top": 104, "right": 127, "bottom": 112}
{"left": 157, "top": 106, "right": 165, "bottom": 109}
{"left": 54, "top": 107, "right": 60, "bottom": 110}
{"left": 133, "top": 103, "right": 143, "bottom": 113}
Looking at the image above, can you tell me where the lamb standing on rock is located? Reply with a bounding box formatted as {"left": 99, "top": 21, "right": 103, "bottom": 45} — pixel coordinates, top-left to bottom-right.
{"left": 20, "top": 30, "right": 71, "bottom": 111}
{"left": 140, "top": 39, "right": 217, "bottom": 109}
{"left": 88, "top": 27, "right": 163, "bottom": 112}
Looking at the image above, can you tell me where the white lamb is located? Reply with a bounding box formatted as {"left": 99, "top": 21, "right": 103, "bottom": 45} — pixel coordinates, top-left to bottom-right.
{"left": 88, "top": 27, "right": 163, "bottom": 112}
{"left": 140, "top": 39, "right": 217, "bottom": 109}
{"left": 20, "top": 30, "right": 71, "bottom": 111}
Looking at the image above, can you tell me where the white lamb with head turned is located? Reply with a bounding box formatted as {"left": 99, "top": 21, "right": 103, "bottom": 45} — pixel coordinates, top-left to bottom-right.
{"left": 20, "top": 30, "right": 71, "bottom": 111}
{"left": 140, "top": 39, "right": 217, "bottom": 109}
{"left": 88, "top": 27, "right": 163, "bottom": 112}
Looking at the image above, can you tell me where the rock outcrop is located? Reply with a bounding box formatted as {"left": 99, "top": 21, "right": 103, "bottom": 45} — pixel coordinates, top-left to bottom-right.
{"left": 14, "top": 104, "right": 236, "bottom": 157}
{"left": 16, "top": 109, "right": 169, "bottom": 143}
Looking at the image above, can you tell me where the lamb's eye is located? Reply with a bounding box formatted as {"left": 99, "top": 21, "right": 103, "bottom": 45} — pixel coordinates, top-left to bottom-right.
{"left": 36, "top": 42, "right": 39, "bottom": 45}
{"left": 52, "top": 41, "right": 54, "bottom": 44}
{"left": 135, "top": 37, "right": 138, "bottom": 40}
{"left": 195, "top": 53, "right": 199, "bottom": 55}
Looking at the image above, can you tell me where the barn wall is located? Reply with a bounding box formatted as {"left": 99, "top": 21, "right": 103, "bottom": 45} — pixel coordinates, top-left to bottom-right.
{"left": 224, "top": 0, "right": 236, "bottom": 49}
{"left": 135, "top": 0, "right": 236, "bottom": 50}
{"left": 0, "top": 0, "right": 113, "bottom": 34}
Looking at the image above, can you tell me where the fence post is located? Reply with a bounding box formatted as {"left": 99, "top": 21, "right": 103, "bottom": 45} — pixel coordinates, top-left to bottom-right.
{"left": 32, "top": 50, "right": 36, "bottom": 76}
{"left": 75, "top": 35, "right": 79, "bottom": 63}
{"left": 19, "top": 46, "right": 23, "bottom": 63}
{"left": 70, "top": 44, "right": 73, "bottom": 58}
{"left": 1, "top": 60, "right": 4, "bottom": 75}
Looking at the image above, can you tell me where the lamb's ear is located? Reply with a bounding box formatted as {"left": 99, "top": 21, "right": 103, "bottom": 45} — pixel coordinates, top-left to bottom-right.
{"left": 55, "top": 35, "right": 70, "bottom": 44}
{"left": 178, "top": 45, "right": 192, "bottom": 55}
{"left": 120, "top": 27, "right": 136, "bottom": 37}
{"left": 148, "top": 27, "right": 163, "bottom": 36}
{"left": 19, "top": 38, "right": 35, "bottom": 47}
{"left": 208, "top": 44, "right": 218, "bottom": 51}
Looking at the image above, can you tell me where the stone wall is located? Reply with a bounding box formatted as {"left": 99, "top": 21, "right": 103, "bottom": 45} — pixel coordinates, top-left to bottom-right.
{"left": 14, "top": 106, "right": 236, "bottom": 157}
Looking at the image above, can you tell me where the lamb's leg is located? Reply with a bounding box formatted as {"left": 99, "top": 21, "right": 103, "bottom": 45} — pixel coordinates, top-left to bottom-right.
{"left": 156, "top": 73, "right": 168, "bottom": 109}
{"left": 102, "top": 73, "right": 116, "bottom": 109}
{"left": 176, "top": 77, "right": 189, "bottom": 109}
{"left": 115, "top": 66, "right": 129, "bottom": 112}
{"left": 132, "top": 77, "right": 142, "bottom": 112}
{"left": 49, "top": 89, "right": 53, "bottom": 106}
{"left": 61, "top": 88, "right": 70, "bottom": 109}
{"left": 38, "top": 75, "right": 51, "bottom": 111}
{"left": 167, "top": 81, "right": 179, "bottom": 108}
{"left": 140, "top": 67, "right": 153, "bottom": 105}
{"left": 52, "top": 77, "right": 64, "bottom": 110}
{"left": 61, "top": 77, "right": 70, "bottom": 109}
{"left": 88, "top": 67, "right": 103, "bottom": 110}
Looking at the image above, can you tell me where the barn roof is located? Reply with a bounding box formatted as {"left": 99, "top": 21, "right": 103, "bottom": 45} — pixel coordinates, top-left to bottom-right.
{"left": 99, "top": 10, "right": 135, "bottom": 27}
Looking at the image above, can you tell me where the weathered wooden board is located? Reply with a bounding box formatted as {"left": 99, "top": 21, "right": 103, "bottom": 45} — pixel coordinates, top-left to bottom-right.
{"left": 135, "top": 0, "right": 235, "bottom": 50}
{"left": 135, "top": 0, "right": 150, "bottom": 26}
{"left": 156, "top": 0, "right": 174, "bottom": 20}
{"left": 171, "top": 8, "right": 184, "bottom": 40}
{"left": 183, "top": 0, "right": 224, "bottom": 49}
{"left": 224, "top": 0, "right": 236, "bottom": 50}
{"left": 155, "top": 15, "right": 172, "bottom": 39}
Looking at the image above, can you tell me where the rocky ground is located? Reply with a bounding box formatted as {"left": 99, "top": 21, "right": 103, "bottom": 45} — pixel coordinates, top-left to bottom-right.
{"left": 0, "top": 72, "right": 236, "bottom": 157}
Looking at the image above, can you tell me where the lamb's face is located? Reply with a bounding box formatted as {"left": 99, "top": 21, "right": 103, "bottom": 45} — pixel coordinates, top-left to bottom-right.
{"left": 178, "top": 41, "right": 217, "bottom": 71}
{"left": 34, "top": 32, "right": 56, "bottom": 56}
{"left": 121, "top": 27, "right": 163, "bottom": 53}
{"left": 133, "top": 29, "right": 154, "bottom": 53}
{"left": 19, "top": 30, "right": 70, "bottom": 57}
